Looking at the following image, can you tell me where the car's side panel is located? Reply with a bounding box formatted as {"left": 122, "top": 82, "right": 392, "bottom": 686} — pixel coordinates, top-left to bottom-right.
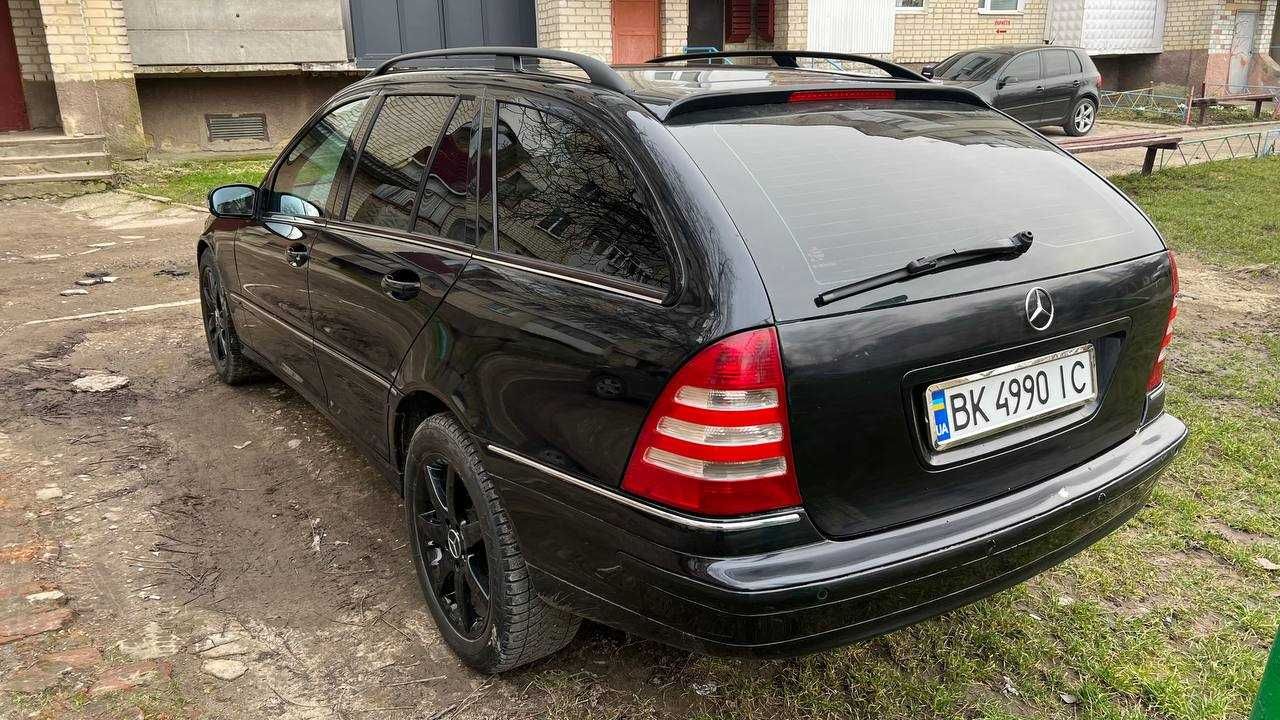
{"left": 1039, "top": 49, "right": 1078, "bottom": 122}
{"left": 993, "top": 51, "right": 1046, "bottom": 123}
{"left": 308, "top": 223, "right": 471, "bottom": 458}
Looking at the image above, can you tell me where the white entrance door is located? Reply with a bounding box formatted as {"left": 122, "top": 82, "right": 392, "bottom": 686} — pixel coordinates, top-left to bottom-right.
{"left": 808, "top": 0, "right": 895, "bottom": 55}
{"left": 1229, "top": 11, "right": 1257, "bottom": 93}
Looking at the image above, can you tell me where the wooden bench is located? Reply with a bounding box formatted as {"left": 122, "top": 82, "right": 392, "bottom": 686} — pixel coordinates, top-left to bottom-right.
{"left": 1055, "top": 132, "right": 1183, "bottom": 174}
{"left": 1189, "top": 93, "right": 1278, "bottom": 124}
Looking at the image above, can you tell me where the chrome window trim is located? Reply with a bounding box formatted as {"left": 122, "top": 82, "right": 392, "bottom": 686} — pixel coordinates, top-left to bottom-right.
{"left": 475, "top": 253, "right": 665, "bottom": 305}
{"left": 487, "top": 444, "right": 802, "bottom": 531}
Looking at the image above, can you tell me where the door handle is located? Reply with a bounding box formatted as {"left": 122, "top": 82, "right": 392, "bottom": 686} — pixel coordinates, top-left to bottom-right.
{"left": 286, "top": 243, "right": 309, "bottom": 268}
{"left": 1072, "top": 80, "right": 1081, "bottom": 87}
{"left": 1035, "top": 85, "right": 1044, "bottom": 92}
{"left": 381, "top": 272, "right": 421, "bottom": 298}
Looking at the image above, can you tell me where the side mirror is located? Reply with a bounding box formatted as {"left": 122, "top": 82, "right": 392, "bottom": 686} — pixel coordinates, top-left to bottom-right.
{"left": 997, "top": 76, "right": 1015, "bottom": 89}
{"left": 208, "top": 184, "right": 256, "bottom": 219}
{"left": 921, "top": 64, "right": 935, "bottom": 79}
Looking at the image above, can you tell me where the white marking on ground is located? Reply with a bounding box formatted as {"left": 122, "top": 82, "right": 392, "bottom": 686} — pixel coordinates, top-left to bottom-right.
{"left": 22, "top": 298, "right": 200, "bottom": 326}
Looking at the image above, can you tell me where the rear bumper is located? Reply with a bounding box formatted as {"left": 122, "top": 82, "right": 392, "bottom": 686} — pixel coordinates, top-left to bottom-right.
{"left": 490, "top": 413, "right": 1187, "bottom": 657}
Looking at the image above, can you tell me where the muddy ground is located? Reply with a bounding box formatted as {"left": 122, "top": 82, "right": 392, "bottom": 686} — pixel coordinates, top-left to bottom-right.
{"left": 0, "top": 191, "right": 1276, "bottom": 720}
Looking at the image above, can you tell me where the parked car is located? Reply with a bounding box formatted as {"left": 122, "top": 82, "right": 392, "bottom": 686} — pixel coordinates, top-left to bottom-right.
{"left": 922, "top": 45, "right": 1103, "bottom": 135}
{"left": 198, "top": 47, "right": 1185, "bottom": 673}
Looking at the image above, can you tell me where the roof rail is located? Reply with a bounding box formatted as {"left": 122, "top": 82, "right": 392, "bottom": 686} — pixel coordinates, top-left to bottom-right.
{"left": 646, "top": 50, "right": 927, "bottom": 82}
{"left": 367, "top": 46, "right": 634, "bottom": 96}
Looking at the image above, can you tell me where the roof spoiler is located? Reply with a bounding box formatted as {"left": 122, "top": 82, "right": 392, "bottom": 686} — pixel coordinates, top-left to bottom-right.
{"left": 367, "top": 47, "right": 635, "bottom": 96}
{"left": 647, "top": 50, "right": 928, "bottom": 83}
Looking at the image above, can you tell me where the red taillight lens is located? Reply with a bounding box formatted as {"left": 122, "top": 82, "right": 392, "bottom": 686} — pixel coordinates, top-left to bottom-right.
{"left": 1147, "top": 250, "right": 1179, "bottom": 391}
{"left": 621, "top": 328, "right": 801, "bottom": 517}
{"left": 789, "top": 89, "right": 896, "bottom": 103}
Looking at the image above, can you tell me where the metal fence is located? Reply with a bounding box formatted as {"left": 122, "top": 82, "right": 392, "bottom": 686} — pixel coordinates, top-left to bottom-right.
{"left": 1099, "top": 88, "right": 1187, "bottom": 119}
{"left": 1155, "top": 130, "right": 1277, "bottom": 170}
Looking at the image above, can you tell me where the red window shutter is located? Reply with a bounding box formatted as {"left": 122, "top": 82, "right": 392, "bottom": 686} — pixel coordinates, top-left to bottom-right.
{"left": 725, "top": 0, "right": 753, "bottom": 43}
{"left": 757, "top": 0, "right": 775, "bottom": 42}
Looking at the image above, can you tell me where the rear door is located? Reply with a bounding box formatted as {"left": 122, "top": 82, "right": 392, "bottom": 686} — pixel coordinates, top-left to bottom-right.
{"left": 233, "top": 96, "right": 371, "bottom": 407}
{"left": 308, "top": 92, "right": 480, "bottom": 458}
{"left": 993, "top": 51, "right": 1045, "bottom": 123}
{"left": 672, "top": 98, "right": 1172, "bottom": 538}
{"left": 1039, "top": 48, "right": 1079, "bottom": 122}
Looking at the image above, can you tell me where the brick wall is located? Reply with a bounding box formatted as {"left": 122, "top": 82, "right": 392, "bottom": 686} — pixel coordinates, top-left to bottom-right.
{"left": 7, "top": 0, "right": 52, "bottom": 81}
{"left": 661, "top": 0, "right": 688, "bottom": 55}
{"left": 37, "top": 0, "right": 134, "bottom": 82}
{"left": 537, "top": 0, "right": 612, "bottom": 62}
{"left": 1164, "top": 0, "right": 1216, "bottom": 50}
{"left": 893, "top": 0, "right": 1049, "bottom": 64}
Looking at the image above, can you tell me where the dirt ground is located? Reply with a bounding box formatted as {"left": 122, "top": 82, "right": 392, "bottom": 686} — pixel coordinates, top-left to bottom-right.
{"left": 0, "top": 189, "right": 1277, "bottom": 720}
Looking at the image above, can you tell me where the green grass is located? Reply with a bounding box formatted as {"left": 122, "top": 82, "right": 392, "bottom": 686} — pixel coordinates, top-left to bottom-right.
{"left": 1112, "top": 157, "right": 1280, "bottom": 267}
{"left": 118, "top": 157, "right": 274, "bottom": 206}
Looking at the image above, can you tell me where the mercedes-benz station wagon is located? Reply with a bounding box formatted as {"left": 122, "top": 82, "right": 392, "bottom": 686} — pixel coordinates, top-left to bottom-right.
{"left": 198, "top": 48, "right": 1187, "bottom": 672}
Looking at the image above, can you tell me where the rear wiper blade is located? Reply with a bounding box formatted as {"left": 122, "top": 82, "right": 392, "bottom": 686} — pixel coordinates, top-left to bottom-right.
{"left": 814, "top": 230, "right": 1034, "bottom": 308}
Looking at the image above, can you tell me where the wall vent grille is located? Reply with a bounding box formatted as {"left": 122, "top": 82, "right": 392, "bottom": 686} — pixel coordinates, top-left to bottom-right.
{"left": 205, "top": 113, "right": 269, "bottom": 142}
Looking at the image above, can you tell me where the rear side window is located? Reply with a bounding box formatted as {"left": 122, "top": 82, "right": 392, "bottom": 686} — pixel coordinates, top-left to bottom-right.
{"left": 1002, "top": 53, "right": 1041, "bottom": 82}
{"left": 270, "top": 98, "right": 368, "bottom": 217}
{"left": 345, "top": 94, "right": 456, "bottom": 231}
{"left": 491, "top": 102, "right": 671, "bottom": 290}
{"left": 1070, "top": 51, "right": 1084, "bottom": 74}
{"left": 1043, "top": 49, "right": 1073, "bottom": 78}
{"left": 415, "top": 98, "right": 479, "bottom": 241}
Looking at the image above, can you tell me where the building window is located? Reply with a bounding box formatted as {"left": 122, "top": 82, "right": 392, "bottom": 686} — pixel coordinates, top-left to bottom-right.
{"left": 896, "top": 0, "right": 925, "bottom": 11}
{"left": 977, "top": 0, "right": 1023, "bottom": 12}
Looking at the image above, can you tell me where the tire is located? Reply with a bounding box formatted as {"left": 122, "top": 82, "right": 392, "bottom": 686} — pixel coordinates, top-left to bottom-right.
{"left": 198, "top": 250, "right": 263, "bottom": 385}
{"left": 405, "top": 413, "right": 580, "bottom": 672}
{"left": 1064, "top": 97, "right": 1097, "bottom": 136}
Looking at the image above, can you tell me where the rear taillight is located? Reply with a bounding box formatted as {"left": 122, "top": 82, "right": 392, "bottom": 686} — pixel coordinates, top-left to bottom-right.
{"left": 789, "top": 89, "right": 896, "bottom": 103}
{"left": 1147, "top": 250, "right": 1179, "bottom": 391}
{"left": 621, "top": 328, "right": 801, "bottom": 516}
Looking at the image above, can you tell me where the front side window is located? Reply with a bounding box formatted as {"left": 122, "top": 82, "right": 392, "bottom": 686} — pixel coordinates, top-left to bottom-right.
{"left": 978, "top": 0, "right": 1022, "bottom": 11}
{"left": 933, "top": 51, "right": 1004, "bottom": 81}
{"left": 492, "top": 102, "right": 671, "bottom": 290}
{"left": 1001, "top": 53, "right": 1041, "bottom": 83}
{"left": 345, "top": 94, "right": 457, "bottom": 231}
{"left": 1042, "top": 49, "right": 1072, "bottom": 78}
{"left": 270, "top": 98, "right": 368, "bottom": 217}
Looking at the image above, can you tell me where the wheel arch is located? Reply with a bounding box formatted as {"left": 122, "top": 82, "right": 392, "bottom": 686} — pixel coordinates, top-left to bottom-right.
{"left": 390, "top": 388, "right": 454, "bottom": 493}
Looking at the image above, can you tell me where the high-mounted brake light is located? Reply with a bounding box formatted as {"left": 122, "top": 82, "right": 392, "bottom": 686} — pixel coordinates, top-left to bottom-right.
{"left": 1147, "top": 250, "right": 1178, "bottom": 391}
{"left": 789, "top": 89, "right": 896, "bottom": 103}
{"left": 621, "top": 328, "right": 801, "bottom": 517}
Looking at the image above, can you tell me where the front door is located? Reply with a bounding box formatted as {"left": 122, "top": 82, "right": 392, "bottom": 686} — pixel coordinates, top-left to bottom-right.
{"left": 994, "top": 52, "right": 1046, "bottom": 124}
{"left": 1229, "top": 11, "right": 1258, "bottom": 93}
{"left": 308, "top": 94, "right": 479, "bottom": 458}
{"left": 232, "top": 97, "right": 372, "bottom": 407}
{"left": 0, "top": 0, "right": 30, "bottom": 132}
{"left": 613, "top": 0, "right": 660, "bottom": 64}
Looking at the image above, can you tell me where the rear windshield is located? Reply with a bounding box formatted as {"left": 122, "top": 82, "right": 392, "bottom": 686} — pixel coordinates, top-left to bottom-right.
{"left": 670, "top": 100, "right": 1163, "bottom": 320}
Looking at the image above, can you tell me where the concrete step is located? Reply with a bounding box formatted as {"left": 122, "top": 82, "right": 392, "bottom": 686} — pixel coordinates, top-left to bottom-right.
{"left": 0, "top": 134, "right": 107, "bottom": 158}
{"left": 0, "top": 170, "right": 115, "bottom": 200}
{"left": 0, "top": 153, "right": 111, "bottom": 178}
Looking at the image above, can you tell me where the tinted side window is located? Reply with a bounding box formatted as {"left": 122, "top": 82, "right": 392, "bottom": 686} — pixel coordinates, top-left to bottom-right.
{"left": 271, "top": 99, "right": 368, "bottom": 217}
{"left": 346, "top": 95, "right": 456, "bottom": 231}
{"left": 492, "top": 102, "right": 671, "bottom": 290}
{"left": 1002, "top": 53, "right": 1041, "bottom": 82}
{"left": 415, "top": 98, "right": 479, "bottom": 242}
{"left": 1043, "top": 49, "right": 1072, "bottom": 78}
{"left": 1071, "top": 51, "right": 1084, "bottom": 74}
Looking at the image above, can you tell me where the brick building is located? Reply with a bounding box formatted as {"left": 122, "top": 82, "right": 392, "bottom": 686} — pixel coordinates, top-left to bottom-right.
{"left": 0, "top": 0, "right": 1276, "bottom": 191}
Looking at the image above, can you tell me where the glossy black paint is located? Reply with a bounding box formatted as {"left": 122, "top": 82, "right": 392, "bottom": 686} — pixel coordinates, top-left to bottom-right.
{"left": 198, "top": 61, "right": 1184, "bottom": 657}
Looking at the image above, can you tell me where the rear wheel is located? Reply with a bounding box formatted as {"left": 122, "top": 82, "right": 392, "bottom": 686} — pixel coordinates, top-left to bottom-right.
{"left": 198, "top": 251, "right": 262, "bottom": 385}
{"left": 405, "top": 413, "right": 580, "bottom": 672}
{"left": 1064, "top": 98, "right": 1097, "bottom": 136}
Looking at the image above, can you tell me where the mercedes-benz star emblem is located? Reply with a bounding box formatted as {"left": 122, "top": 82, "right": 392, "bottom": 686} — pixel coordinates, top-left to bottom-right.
{"left": 1025, "top": 287, "right": 1054, "bottom": 331}
{"left": 446, "top": 528, "right": 463, "bottom": 560}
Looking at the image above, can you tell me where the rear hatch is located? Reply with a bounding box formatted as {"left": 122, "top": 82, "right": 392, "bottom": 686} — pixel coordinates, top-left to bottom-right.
{"left": 670, "top": 98, "right": 1173, "bottom": 538}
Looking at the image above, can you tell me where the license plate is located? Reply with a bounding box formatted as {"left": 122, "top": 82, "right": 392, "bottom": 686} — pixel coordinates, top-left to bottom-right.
{"left": 925, "top": 345, "right": 1097, "bottom": 450}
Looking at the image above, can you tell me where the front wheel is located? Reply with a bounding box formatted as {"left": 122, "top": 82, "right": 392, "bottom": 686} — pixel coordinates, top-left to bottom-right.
{"left": 198, "top": 251, "right": 262, "bottom": 385}
{"left": 1064, "top": 98, "right": 1097, "bottom": 136}
{"left": 405, "top": 413, "right": 580, "bottom": 672}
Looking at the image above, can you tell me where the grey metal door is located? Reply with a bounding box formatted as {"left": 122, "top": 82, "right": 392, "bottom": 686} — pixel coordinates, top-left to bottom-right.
{"left": 1229, "top": 11, "right": 1257, "bottom": 93}
{"left": 350, "top": 0, "right": 536, "bottom": 68}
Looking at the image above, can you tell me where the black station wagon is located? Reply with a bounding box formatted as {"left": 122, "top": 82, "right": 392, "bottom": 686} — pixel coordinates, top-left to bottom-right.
{"left": 198, "top": 48, "right": 1187, "bottom": 672}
